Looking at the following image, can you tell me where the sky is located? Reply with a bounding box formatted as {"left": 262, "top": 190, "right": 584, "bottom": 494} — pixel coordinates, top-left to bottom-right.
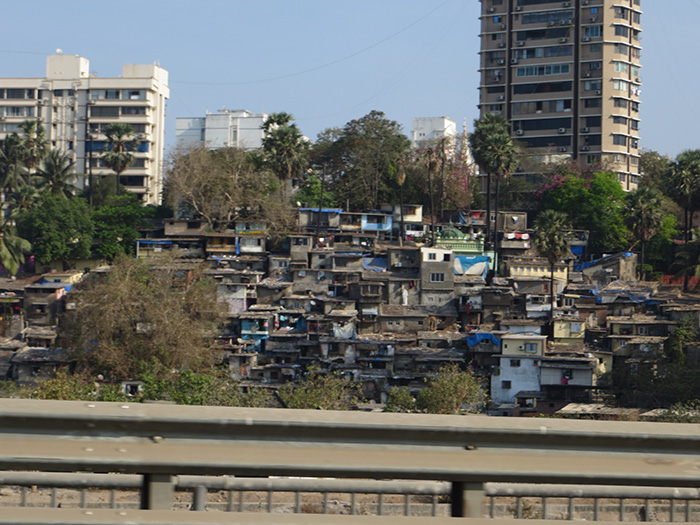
{"left": 0, "top": 0, "right": 697, "bottom": 159}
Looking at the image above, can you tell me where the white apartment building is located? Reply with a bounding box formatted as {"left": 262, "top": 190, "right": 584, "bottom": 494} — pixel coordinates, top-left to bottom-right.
{"left": 176, "top": 109, "right": 269, "bottom": 151}
{"left": 0, "top": 54, "right": 169, "bottom": 205}
{"left": 411, "top": 117, "right": 457, "bottom": 149}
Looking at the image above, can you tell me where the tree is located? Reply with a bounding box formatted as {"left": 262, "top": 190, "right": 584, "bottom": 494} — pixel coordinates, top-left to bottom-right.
{"left": 102, "top": 122, "right": 138, "bottom": 194}
{"left": 314, "top": 111, "right": 411, "bottom": 210}
{"left": 469, "top": 114, "right": 520, "bottom": 250}
{"left": 93, "top": 194, "right": 153, "bottom": 260}
{"left": 0, "top": 211, "right": 31, "bottom": 275}
{"left": 639, "top": 149, "right": 672, "bottom": 191}
{"left": 278, "top": 367, "right": 361, "bottom": 410}
{"left": 671, "top": 231, "right": 700, "bottom": 291}
{"left": 664, "top": 150, "right": 700, "bottom": 244}
{"left": 57, "top": 256, "right": 223, "bottom": 380}
{"left": 7, "top": 185, "right": 40, "bottom": 213}
{"left": 0, "top": 133, "right": 26, "bottom": 193}
{"left": 167, "top": 146, "right": 282, "bottom": 232}
{"left": 384, "top": 386, "right": 416, "bottom": 413}
{"left": 623, "top": 187, "right": 663, "bottom": 279}
{"left": 16, "top": 195, "right": 93, "bottom": 265}
{"left": 415, "top": 364, "right": 487, "bottom": 414}
{"left": 33, "top": 150, "right": 78, "bottom": 199}
{"left": 261, "top": 112, "right": 309, "bottom": 199}
{"left": 538, "top": 169, "right": 629, "bottom": 257}
{"left": 18, "top": 119, "right": 49, "bottom": 173}
{"left": 534, "top": 210, "right": 571, "bottom": 321}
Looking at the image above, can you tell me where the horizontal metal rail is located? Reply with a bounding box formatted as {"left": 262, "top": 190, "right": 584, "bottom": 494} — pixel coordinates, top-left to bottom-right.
{"left": 2, "top": 471, "right": 700, "bottom": 501}
{"left": 2, "top": 399, "right": 700, "bottom": 517}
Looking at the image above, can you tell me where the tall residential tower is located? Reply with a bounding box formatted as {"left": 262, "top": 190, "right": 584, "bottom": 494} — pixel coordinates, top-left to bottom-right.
{"left": 478, "top": 0, "right": 642, "bottom": 190}
{"left": 0, "top": 54, "right": 169, "bottom": 204}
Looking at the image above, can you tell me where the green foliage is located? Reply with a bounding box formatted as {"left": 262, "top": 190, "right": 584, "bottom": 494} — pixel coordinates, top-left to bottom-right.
{"left": 262, "top": 112, "right": 309, "bottom": 187}
{"left": 384, "top": 387, "right": 415, "bottom": 413}
{"left": 29, "top": 370, "right": 94, "bottom": 400}
{"left": 415, "top": 364, "right": 487, "bottom": 414}
{"left": 667, "top": 315, "right": 699, "bottom": 364}
{"left": 102, "top": 123, "right": 138, "bottom": 176}
{"left": 639, "top": 149, "right": 672, "bottom": 191}
{"left": 294, "top": 173, "right": 337, "bottom": 208}
{"left": 93, "top": 194, "right": 153, "bottom": 260}
{"left": 538, "top": 170, "right": 629, "bottom": 256}
{"left": 657, "top": 400, "right": 700, "bottom": 423}
{"left": 278, "top": 368, "right": 361, "bottom": 410}
{"left": 313, "top": 111, "right": 410, "bottom": 210}
{"left": 0, "top": 211, "right": 31, "bottom": 275}
{"left": 469, "top": 114, "right": 520, "bottom": 179}
{"left": 16, "top": 195, "right": 93, "bottom": 264}
{"left": 33, "top": 150, "right": 78, "bottom": 198}
{"left": 95, "top": 383, "right": 130, "bottom": 402}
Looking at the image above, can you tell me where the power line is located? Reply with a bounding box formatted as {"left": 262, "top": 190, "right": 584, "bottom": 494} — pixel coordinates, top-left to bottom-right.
{"left": 172, "top": 0, "right": 452, "bottom": 87}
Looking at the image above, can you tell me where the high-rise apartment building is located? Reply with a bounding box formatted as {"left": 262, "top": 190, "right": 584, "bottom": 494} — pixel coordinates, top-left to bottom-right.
{"left": 0, "top": 54, "right": 169, "bottom": 204}
{"left": 478, "top": 0, "right": 642, "bottom": 190}
{"left": 176, "top": 109, "right": 269, "bottom": 151}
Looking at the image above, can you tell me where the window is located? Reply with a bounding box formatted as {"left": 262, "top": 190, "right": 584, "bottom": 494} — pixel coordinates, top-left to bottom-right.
{"left": 612, "top": 134, "right": 628, "bottom": 146}
{"left": 443, "top": 254, "right": 451, "bottom": 262}
{"left": 501, "top": 381, "right": 512, "bottom": 390}
{"left": 584, "top": 98, "right": 602, "bottom": 108}
{"left": 121, "top": 106, "right": 147, "bottom": 115}
{"left": 614, "top": 43, "right": 629, "bottom": 55}
{"left": 615, "top": 26, "right": 629, "bottom": 37}
{"left": 613, "top": 116, "right": 628, "bottom": 125}
{"left": 428, "top": 253, "right": 436, "bottom": 260}
{"left": 584, "top": 80, "right": 602, "bottom": 91}
{"left": 614, "top": 7, "right": 628, "bottom": 19}
{"left": 430, "top": 273, "right": 445, "bottom": 283}
{"left": 510, "top": 359, "right": 521, "bottom": 368}
{"left": 516, "top": 64, "right": 570, "bottom": 77}
{"left": 614, "top": 98, "right": 629, "bottom": 109}
{"left": 613, "top": 61, "right": 629, "bottom": 74}
{"left": 584, "top": 25, "right": 602, "bottom": 38}
{"left": 613, "top": 80, "right": 629, "bottom": 91}
{"left": 524, "top": 343, "right": 538, "bottom": 353}
{"left": 570, "top": 323, "right": 582, "bottom": 333}
{"left": 588, "top": 61, "right": 602, "bottom": 70}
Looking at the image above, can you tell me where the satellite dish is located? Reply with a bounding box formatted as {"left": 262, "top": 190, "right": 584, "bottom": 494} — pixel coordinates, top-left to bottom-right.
{"left": 56, "top": 48, "right": 63, "bottom": 54}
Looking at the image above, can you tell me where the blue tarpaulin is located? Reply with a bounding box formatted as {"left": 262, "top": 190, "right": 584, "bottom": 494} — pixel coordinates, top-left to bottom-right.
{"left": 454, "top": 255, "right": 489, "bottom": 278}
{"left": 467, "top": 332, "right": 501, "bottom": 347}
{"left": 363, "top": 257, "right": 387, "bottom": 272}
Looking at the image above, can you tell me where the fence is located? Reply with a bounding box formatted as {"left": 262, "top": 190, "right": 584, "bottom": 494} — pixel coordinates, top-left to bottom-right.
{"left": 1, "top": 399, "right": 700, "bottom": 523}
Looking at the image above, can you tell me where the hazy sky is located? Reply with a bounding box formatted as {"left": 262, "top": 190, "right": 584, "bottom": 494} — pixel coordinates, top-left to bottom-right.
{"left": 1, "top": 0, "right": 694, "bottom": 158}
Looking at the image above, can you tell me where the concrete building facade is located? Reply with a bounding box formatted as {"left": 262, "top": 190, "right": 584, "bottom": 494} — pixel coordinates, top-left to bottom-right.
{"left": 176, "top": 109, "right": 269, "bottom": 151}
{"left": 478, "top": 0, "right": 642, "bottom": 190}
{"left": 0, "top": 54, "right": 169, "bottom": 204}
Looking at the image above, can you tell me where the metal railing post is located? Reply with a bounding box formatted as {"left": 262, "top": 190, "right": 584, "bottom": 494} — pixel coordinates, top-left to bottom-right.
{"left": 140, "top": 474, "right": 174, "bottom": 510}
{"left": 192, "top": 485, "right": 207, "bottom": 511}
{"left": 451, "top": 481, "right": 485, "bottom": 518}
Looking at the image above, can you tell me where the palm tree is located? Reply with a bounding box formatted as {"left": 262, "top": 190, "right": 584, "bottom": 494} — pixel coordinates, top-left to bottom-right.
{"left": 18, "top": 120, "right": 49, "bottom": 173}
{"left": 534, "top": 210, "right": 571, "bottom": 322}
{"left": 0, "top": 212, "right": 31, "bottom": 276}
{"left": 33, "top": 150, "right": 78, "bottom": 199}
{"left": 261, "top": 112, "right": 309, "bottom": 199}
{"left": 671, "top": 232, "right": 700, "bottom": 292}
{"left": 8, "top": 185, "right": 40, "bottom": 213}
{"left": 468, "top": 114, "right": 520, "bottom": 257}
{"left": 664, "top": 150, "right": 700, "bottom": 243}
{"left": 0, "top": 133, "right": 27, "bottom": 194}
{"left": 624, "top": 187, "right": 663, "bottom": 280}
{"left": 102, "top": 123, "right": 138, "bottom": 194}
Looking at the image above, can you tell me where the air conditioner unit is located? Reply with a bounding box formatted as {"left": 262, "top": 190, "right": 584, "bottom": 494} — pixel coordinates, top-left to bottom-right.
{"left": 515, "top": 6, "right": 522, "bottom": 11}
{"left": 559, "top": 38, "right": 568, "bottom": 43}
{"left": 549, "top": 21, "right": 556, "bottom": 26}
{"left": 559, "top": 147, "right": 567, "bottom": 152}
{"left": 518, "top": 345, "right": 525, "bottom": 350}
{"left": 498, "top": 59, "right": 506, "bottom": 65}
{"left": 583, "top": 37, "right": 591, "bottom": 42}
{"left": 37, "top": 100, "right": 43, "bottom": 106}
{"left": 560, "top": 20, "right": 569, "bottom": 26}
{"left": 595, "top": 90, "right": 602, "bottom": 95}
{"left": 590, "top": 17, "right": 597, "bottom": 22}
{"left": 563, "top": 1, "right": 571, "bottom": 6}
{"left": 499, "top": 42, "right": 506, "bottom": 48}
{"left": 582, "top": 127, "right": 590, "bottom": 133}
{"left": 581, "top": 146, "right": 590, "bottom": 151}
{"left": 584, "top": 72, "right": 591, "bottom": 78}
{"left": 500, "top": 23, "right": 507, "bottom": 29}
{"left": 517, "top": 41, "right": 525, "bottom": 46}
{"left": 497, "top": 95, "right": 505, "bottom": 101}
{"left": 516, "top": 129, "right": 524, "bottom": 135}
{"left": 488, "top": 7, "right": 496, "bottom": 13}
{"left": 558, "top": 127, "right": 567, "bottom": 134}
{"left": 583, "top": 0, "right": 589, "bottom": 4}
{"left": 511, "top": 58, "right": 519, "bottom": 64}
{"left": 635, "top": 77, "right": 641, "bottom": 83}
